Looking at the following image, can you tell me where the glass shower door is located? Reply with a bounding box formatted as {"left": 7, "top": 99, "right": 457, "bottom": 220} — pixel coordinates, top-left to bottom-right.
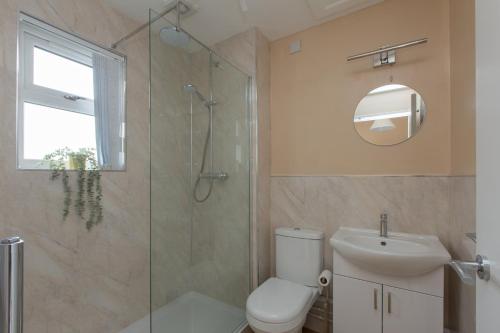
{"left": 150, "top": 10, "right": 250, "bottom": 333}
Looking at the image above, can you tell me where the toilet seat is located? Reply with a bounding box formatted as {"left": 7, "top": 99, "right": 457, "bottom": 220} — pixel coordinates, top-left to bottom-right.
{"left": 246, "top": 310, "right": 306, "bottom": 333}
{"left": 246, "top": 278, "right": 319, "bottom": 333}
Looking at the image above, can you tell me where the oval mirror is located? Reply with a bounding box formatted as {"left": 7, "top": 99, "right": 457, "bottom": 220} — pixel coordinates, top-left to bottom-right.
{"left": 353, "top": 84, "right": 427, "bottom": 146}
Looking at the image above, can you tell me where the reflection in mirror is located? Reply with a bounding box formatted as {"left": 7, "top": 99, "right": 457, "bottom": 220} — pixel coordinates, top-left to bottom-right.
{"left": 354, "top": 84, "right": 427, "bottom": 146}
{"left": 17, "top": 14, "right": 126, "bottom": 170}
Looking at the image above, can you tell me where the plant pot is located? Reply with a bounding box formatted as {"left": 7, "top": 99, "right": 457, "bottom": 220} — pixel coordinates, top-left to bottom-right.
{"left": 68, "top": 154, "right": 87, "bottom": 170}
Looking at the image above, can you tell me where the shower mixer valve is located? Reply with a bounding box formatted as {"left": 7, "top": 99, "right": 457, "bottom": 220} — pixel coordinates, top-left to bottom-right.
{"left": 205, "top": 99, "right": 217, "bottom": 107}
{"left": 199, "top": 171, "right": 229, "bottom": 181}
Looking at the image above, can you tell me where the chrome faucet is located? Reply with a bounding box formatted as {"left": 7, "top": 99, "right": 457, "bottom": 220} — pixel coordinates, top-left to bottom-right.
{"left": 380, "top": 213, "right": 388, "bottom": 238}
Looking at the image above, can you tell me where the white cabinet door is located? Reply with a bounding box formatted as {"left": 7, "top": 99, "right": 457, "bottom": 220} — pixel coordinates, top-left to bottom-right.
{"left": 333, "top": 275, "right": 382, "bottom": 333}
{"left": 383, "top": 286, "right": 443, "bottom": 333}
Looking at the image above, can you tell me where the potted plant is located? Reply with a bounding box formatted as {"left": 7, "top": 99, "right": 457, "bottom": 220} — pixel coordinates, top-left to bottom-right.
{"left": 43, "top": 148, "right": 103, "bottom": 230}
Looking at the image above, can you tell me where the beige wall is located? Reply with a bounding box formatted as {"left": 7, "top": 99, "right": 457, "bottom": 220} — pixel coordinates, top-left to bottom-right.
{"left": 270, "top": 0, "right": 452, "bottom": 176}
{"left": 0, "top": 1, "right": 150, "bottom": 332}
{"left": 450, "top": 0, "right": 476, "bottom": 175}
{"left": 268, "top": 0, "right": 476, "bottom": 332}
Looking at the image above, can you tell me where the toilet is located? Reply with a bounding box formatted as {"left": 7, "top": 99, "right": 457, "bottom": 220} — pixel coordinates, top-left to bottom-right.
{"left": 246, "top": 227, "right": 324, "bottom": 333}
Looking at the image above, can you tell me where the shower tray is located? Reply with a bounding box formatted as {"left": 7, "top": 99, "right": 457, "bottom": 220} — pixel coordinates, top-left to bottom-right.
{"left": 120, "top": 292, "right": 247, "bottom": 333}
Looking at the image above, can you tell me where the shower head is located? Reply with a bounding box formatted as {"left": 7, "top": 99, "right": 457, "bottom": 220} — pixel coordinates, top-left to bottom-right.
{"left": 160, "top": 26, "right": 191, "bottom": 48}
{"left": 183, "top": 83, "right": 197, "bottom": 94}
{"left": 183, "top": 84, "right": 208, "bottom": 103}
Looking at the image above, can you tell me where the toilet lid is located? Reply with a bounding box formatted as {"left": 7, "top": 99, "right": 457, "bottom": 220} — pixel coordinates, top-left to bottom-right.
{"left": 246, "top": 278, "right": 313, "bottom": 324}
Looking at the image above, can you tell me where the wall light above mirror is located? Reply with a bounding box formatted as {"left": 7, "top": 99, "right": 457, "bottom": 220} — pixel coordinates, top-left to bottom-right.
{"left": 17, "top": 13, "right": 126, "bottom": 171}
{"left": 354, "top": 84, "right": 427, "bottom": 146}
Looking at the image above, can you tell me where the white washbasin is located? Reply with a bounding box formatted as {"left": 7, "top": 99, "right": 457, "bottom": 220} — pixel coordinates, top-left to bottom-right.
{"left": 330, "top": 228, "right": 451, "bottom": 277}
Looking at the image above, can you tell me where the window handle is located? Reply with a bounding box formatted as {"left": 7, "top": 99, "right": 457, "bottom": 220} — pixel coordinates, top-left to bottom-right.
{"left": 63, "top": 94, "right": 86, "bottom": 101}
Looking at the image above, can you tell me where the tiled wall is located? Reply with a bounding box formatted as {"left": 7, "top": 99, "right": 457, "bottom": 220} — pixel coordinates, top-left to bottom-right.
{"left": 189, "top": 46, "right": 251, "bottom": 308}
{"left": 150, "top": 26, "right": 270, "bottom": 310}
{"left": 214, "top": 28, "right": 272, "bottom": 287}
{"left": 0, "top": 0, "right": 150, "bottom": 332}
{"left": 270, "top": 175, "right": 475, "bottom": 331}
{"left": 150, "top": 22, "right": 193, "bottom": 310}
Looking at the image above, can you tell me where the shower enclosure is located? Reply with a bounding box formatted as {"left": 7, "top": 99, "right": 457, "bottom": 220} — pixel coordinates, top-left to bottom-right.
{"left": 149, "top": 9, "right": 251, "bottom": 333}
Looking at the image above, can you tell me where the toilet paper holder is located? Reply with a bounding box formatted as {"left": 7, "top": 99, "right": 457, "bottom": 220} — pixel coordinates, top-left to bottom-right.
{"left": 316, "top": 270, "right": 332, "bottom": 333}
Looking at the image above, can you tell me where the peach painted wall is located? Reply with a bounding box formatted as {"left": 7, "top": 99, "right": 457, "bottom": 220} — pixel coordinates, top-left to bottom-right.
{"left": 450, "top": 0, "right": 476, "bottom": 176}
{"left": 270, "top": 0, "right": 452, "bottom": 175}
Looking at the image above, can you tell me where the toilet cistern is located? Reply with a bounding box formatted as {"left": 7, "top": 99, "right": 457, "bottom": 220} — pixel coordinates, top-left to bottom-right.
{"left": 246, "top": 227, "right": 324, "bottom": 333}
{"left": 379, "top": 213, "right": 388, "bottom": 238}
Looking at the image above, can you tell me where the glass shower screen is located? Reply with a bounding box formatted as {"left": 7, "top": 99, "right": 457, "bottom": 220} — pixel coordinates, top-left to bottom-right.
{"left": 149, "top": 10, "right": 251, "bottom": 333}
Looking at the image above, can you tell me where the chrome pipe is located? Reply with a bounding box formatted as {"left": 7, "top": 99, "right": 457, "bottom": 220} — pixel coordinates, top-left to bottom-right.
{"left": 347, "top": 38, "right": 428, "bottom": 61}
{"left": 0, "top": 237, "right": 23, "bottom": 333}
{"left": 176, "top": 0, "right": 181, "bottom": 30}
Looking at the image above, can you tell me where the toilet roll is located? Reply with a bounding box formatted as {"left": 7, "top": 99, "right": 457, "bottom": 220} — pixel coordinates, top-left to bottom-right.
{"left": 318, "top": 269, "right": 332, "bottom": 287}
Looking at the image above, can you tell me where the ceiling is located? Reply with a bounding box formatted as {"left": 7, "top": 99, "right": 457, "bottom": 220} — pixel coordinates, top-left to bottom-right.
{"left": 105, "top": 0, "right": 384, "bottom": 46}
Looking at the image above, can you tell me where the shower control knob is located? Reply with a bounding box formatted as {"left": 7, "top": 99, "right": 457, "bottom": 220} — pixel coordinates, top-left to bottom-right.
{"left": 199, "top": 172, "right": 229, "bottom": 181}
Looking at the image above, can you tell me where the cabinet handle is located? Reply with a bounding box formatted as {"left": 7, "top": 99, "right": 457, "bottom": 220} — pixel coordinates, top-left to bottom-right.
{"left": 387, "top": 292, "right": 392, "bottom": 314}
{"left": 373, "top": 289, "right": 378, "bottom": 310}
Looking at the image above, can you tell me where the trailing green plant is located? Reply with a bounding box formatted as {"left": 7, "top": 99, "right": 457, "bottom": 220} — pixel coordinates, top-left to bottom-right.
{"left": 43, "top": 148, "right": 103, "bottom": 230}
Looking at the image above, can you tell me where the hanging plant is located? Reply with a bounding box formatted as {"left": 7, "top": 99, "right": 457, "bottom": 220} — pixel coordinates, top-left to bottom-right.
{"left": 43, "top": 148, "right": 103, "bottom": 230}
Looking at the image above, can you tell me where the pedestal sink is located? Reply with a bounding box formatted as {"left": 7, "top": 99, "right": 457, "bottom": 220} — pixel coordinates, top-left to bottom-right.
{"left": 330, "top": 228, "right": 451, "bottom": 277}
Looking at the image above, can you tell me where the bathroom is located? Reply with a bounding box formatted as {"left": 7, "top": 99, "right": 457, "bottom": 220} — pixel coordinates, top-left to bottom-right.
{"left": 0, "top": 0, "right": 496, "bottom": 332}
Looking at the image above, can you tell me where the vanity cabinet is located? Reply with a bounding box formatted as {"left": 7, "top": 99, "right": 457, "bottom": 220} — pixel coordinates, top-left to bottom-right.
{"left": 332, "top": 250, "right": 445, "bottom": 333}
{"left": 333, "top": 275, "right": 443, "bottom": 333}
{"left": 333, "top": 275, "right": 382, "bottom": 333}
{"left": 383, "top": 285, "right": 443, "bottom": 333}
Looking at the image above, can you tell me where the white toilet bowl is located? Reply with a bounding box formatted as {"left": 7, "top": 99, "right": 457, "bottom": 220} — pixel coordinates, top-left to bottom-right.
{"left": 246, "top": 278, "right": 320, "bottom": 333}
{"left": 246, "top": 228, "right": 324, "bottom": 333}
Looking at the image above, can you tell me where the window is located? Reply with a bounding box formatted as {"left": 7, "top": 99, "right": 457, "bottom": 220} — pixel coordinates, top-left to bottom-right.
{"left": 17, "top": 13, "right": 126, "bottom": 170}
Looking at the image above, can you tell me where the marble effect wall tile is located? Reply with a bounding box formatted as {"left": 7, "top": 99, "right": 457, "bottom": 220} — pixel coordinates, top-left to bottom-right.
{"left": 270, "top": 175, "right": 475, "bottom": 331}
{"left": 0, "top": 1, "right": 150, "bottom": 332}
{"left": 449, "top": 176, "right": 476, "bottom": 333}
{"left": 150, "top": 26, "right": 263, "bottom": 311}
{"left": 150, "top": 26, "right": 193, "bottom": 310}
{"left": 214, "top": 28, "right": 272, "bottom": 289}
{"left": 255, "top": 29, "right": 271, "bottom": 285}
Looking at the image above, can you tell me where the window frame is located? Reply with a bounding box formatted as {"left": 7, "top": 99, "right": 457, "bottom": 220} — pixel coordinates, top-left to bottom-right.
{"left": 17, "top": 12, "right": 127, "bottom": 170}
{"left": 23, "top": 34, "right": 95, "bottom": 115}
